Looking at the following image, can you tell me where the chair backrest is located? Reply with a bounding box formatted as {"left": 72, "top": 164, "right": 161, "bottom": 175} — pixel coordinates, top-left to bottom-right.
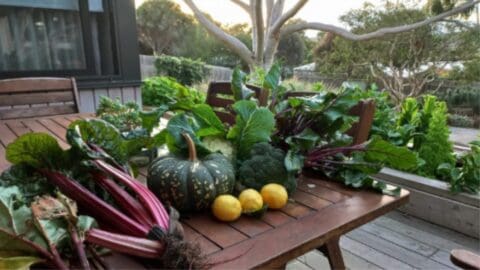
{"left": 0, "top": 77, "right": 80, "bottom": 120}
{"left": 283, "top": 91, "right": 376, "bottom": 145}
{"left": 206, "top": 82, "right": 267, "bottom": 125}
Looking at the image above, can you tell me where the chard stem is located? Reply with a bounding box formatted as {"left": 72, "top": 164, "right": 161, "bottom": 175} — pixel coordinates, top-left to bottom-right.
{"left": 69, "top": 225, "right": 91, "bottom": 270}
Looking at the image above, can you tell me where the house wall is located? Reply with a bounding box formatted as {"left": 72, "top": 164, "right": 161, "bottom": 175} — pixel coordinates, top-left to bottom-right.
{"left": 78, "top": 86, "right": 142, "bottom": 113}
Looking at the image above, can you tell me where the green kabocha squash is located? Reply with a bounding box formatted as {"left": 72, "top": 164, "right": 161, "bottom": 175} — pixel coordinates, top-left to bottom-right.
{"left": 147, "top": 133, "right": 235, "bottom": 212}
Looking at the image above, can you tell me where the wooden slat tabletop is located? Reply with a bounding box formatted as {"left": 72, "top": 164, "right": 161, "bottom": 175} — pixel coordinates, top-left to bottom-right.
{"left": 0, "top": 114, "right": 410, "bottom": 269}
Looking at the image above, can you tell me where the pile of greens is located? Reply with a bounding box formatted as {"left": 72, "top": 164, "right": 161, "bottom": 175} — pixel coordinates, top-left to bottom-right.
{"left": 0, "top": 119, "right": 200, "bottom": 269}
{"left": 151, "top": 64, "right": 417, "bottom": 195}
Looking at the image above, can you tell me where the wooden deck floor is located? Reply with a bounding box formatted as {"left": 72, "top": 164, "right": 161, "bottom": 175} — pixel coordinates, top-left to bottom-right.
{"left": 287, "top": 210, "right": 480, "bottom": 270}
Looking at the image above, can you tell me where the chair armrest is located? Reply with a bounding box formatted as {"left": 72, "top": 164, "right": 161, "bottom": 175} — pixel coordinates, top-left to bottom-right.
{"left": 450, "top": 249, "right": 480, "bottom": 270}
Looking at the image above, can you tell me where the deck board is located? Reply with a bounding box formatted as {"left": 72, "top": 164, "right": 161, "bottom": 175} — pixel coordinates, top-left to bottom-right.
{"left": 289, "top": 212, "right": 478, "bottom": 270}
{"left": 4, "top": 120, "right": 31, "bottom": 137}
{"left": 0, "top": 144, "right": 9, "bottom": 172}
{"left": 0, "top": 123, "right": 18, "bottom": 147}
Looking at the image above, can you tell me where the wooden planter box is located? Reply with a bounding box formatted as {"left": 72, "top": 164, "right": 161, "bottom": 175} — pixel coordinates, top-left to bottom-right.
{"left": 374, "top": 168, "right": 480, "bottom": 238}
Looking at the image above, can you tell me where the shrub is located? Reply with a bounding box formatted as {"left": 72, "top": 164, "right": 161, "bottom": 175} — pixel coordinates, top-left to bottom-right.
{"left": 448, "top": 114, "right": 475, "bottom": 128}
{"left": 141, "top": 76, "right": 205, "bottom": 110}
{"left": 155, "top": 55, "right": 207, "bottom": 86}
{"left": 437, "top": 87, "right": 480, "bottom": 115}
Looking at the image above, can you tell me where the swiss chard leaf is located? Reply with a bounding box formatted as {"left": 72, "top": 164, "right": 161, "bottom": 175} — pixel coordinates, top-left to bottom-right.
{"left": 0, "top": 166, "right": 53, "bottom": 205}
{"left": 232, "top": 68, "right": 255, "bottom": 101}
{"left": 263, "top": 63, "right": 282, "bottom": 95}
{"left": 0, "top": 256, "right": 43, "bottom": 270}
{"left": 67, "top": 119, "right": 148, "bottom": 164}
{"left": 365, "top": 137, "right": 419, "bottom": 170}
{"left": 284, "top": 150, "right": 304, "bottom": 173}
{"left": 164, "top": 113, "right": 210, "bottom": 157}
{"left": 68, "top": 119, "right": 126, "bottom": 162}
{"left": 227, "top": 100, "right": 275, "bottom": 159}
{"left": 192, "top": 104, "right": 226, "bottom": 137}
{"left": 6, "top": 133, "right": 67, "bottom": 169}
{"left": 0, "top": 186, "right": 48, "bottom": 253}
{"left": 139, "top": 105, "right": 169, "bottom": 134}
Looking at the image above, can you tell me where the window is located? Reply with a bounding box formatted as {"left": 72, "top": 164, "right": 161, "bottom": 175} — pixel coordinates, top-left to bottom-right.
{"left": 0, "top": 0, "right": 117, "bottom": 76}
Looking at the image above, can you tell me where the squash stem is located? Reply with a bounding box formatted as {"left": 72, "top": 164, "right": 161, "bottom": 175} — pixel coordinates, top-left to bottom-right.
{"left": 182, "top": 133, "right": 197, "bottom": 161}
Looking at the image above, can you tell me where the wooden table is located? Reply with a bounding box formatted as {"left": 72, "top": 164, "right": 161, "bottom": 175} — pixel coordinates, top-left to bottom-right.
{"left": 0, "top": 114, "right": 410, "bottom": 269}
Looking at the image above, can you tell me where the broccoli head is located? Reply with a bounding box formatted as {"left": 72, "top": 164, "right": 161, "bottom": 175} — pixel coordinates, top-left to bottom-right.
{"left": 238, "top": 142, "right": 296, "bottom": 193}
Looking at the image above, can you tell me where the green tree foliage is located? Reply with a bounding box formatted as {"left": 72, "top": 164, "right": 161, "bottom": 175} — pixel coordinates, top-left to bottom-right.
{"left": 315, "top": 2, "right": 479, "bottom": 104}
{"left": 447, "top": 57, "right": 480, "bottom": 82}
{"left": 137, "top": 0, "right": 193, "bottom": 55}
{"left": 427, "top": 0, "right": 476, "bottom": 16}
{"left": 317, "top": 4, "right": 434, "bottom": 78}
{"left": 276, "top": 33, "right": 307, "bottom": 66}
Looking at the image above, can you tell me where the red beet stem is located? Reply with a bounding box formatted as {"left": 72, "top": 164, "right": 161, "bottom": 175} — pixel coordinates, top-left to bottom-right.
{"left": 40, "top": 170, "right": 149, "bottom": 237}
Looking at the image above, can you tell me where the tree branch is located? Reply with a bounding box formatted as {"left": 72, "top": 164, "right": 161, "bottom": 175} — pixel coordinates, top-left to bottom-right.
{"left": 266, "top": 0, "right": 274, "bottom": 29}
{"left": 252, "top": 0, "right": 264, "bottom": 61}
{"left": 281, "top": 0, "right": 480, "bottom": 40}
{"left": 270, "top": 0, "right": 285, "bottom": 28}
{"left": 270, "top": 0, "right": 308, "bottom": 35}
{"left": 184, "top": 0, "right": 255, "bottom": 66}
{"left": 230, "top": 0, "right": 250, "bottom": 14}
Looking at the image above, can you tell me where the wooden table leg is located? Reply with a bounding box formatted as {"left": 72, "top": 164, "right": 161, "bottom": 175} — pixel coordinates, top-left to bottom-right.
{"left": 317, "top": 237, "right": 345, "bottom": 270}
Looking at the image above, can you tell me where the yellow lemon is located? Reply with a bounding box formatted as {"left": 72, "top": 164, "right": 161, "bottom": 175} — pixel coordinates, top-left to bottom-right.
{"left": 212, "top": 195, "right": 242, "bottom": 222}
{"left": 261, "top": 184, "right": 288, "bottom": 209}
{"left": 238, "top": 189, "right": 263, "bottom": 213}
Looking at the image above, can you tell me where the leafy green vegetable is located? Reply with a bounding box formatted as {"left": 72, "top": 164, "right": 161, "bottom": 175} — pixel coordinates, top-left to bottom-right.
{"left": 141, "top": 76, "right": 205, "bottom": 110}
{"left": 417, "top": 101, "right": 455, "bottom": 177}
{"left": 163, "top": 113, "right": 210, "bottom": 157}
{"left": 275, "top": 88, "right": 359, "bottom": 150}
{"left": 438, "top": 141, "right": 480, "bottom": 194}
{"left": 238, "top": 143, "right": 296, "bottom": 193}
{"left": 68, "top": 119, "right": 149, "bottom": 164}
{"left": 139, "top": 105, "right": 169, "bottom": 134}
{"left": 231, "top": 68, "right": 255, "bottom": 101}
{"left": 202, "top": 137, "right": 234, "bottom": 161}
{"left": 96, "top": 96, "right": 143, "bottom": 132}
{"left": 227, "top": 100, "right": 275, "bottom": 159}
{"left": 0, "top": 166, "right": 53, "bottom": 205}
{"left": 6, "top": 133, "right": 67, "bottom": 169}
{"left": 191, "top": 104, "right": 226, "bottom": 137}
{"left": 365, "top": 137, "right": 419, "bottom": 171}
{"left": 0, "top": 256, "right": 43, "bottom": 270}
{"left": 262, "top": 63, "right": 282, "bottom": 92}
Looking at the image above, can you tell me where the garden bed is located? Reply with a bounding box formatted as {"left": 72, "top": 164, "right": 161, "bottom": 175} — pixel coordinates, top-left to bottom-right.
{"left": 374, "top": 168, "right": 480, "bottom": 238}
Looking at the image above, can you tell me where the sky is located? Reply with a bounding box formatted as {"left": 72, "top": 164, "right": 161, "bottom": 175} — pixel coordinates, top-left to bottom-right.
{"left": 134, "top": 0, "right": 479, "bottom": 37}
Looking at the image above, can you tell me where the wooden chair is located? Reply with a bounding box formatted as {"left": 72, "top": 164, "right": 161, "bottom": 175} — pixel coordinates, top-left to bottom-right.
{"left": 450, "top": 249, "right": 480, "bottom": 270}
{"left": 284, "top": 91, "right": 375, "bottom": 145}
{"left": 0, "top": 77, "right": 80, "bottom": 120}
{"left": 206, "top": 82, "right": 267, "bottom": 125}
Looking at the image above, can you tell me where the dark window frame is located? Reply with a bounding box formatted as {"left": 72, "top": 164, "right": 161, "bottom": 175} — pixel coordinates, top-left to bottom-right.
{"left": 0, "top": 0, "right": 141, "bottom": 88}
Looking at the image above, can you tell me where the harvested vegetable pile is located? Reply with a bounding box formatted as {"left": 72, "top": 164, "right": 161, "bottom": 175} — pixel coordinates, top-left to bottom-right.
{"left": 0, "top": 119, "right": 204, "bottom": 269}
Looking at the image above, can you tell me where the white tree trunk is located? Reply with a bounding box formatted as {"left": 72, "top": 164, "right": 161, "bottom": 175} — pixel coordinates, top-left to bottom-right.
{"left": 184, "top": 0, "right": 479, "bottom": 72}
